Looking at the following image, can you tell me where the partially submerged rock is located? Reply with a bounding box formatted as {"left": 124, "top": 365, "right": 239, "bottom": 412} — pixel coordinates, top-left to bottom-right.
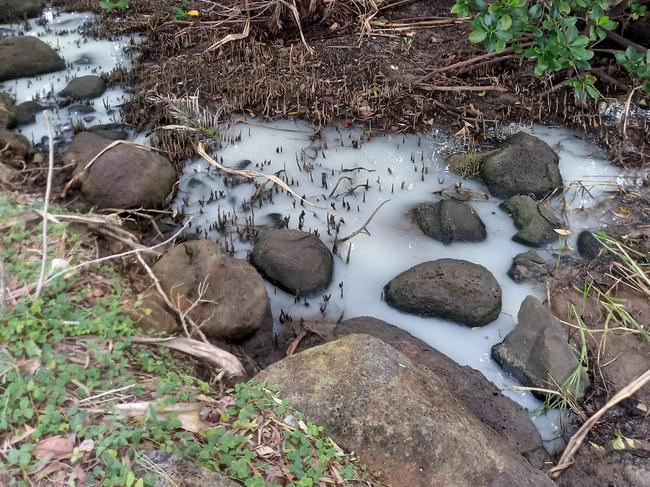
{"left": 258, "top": 334, "right": 554, "bottom": 486}
{"left": 134, "top": 450, "right": 240, "bottom": 487}
{"left": 59, "top": 75, "right": 107, "bottom": 100}
{"left": 384, "top": 258, "right": 502, "bottom": 326}
{"left": 250, "top": 229, "right": 333, "bottom": 295}
{"left": 14, "top": 100, "right": 43, "bottom": 126}
{"left": 65, "top": 132, "right": 175, "bottom": 209}
{"left": 0, "top": 36, "right": 65, "bottom": 82}
{"left": 481, "top": 132, "right": 563, "bottom": 198}
{"left": 412, "top": 199, "right": 486, "bottom": 244}
{"left": 299, "top": 316, "right": 547, "bottom": 467}
{"left": 508, "top": 249, "right": 552, "bottom": 283}
{"left": 153, "top": 240, "right": 272, "bottom": 341}
{"left": 492, "top": 295, "right": 589, "bottom": 400}
{"left": 0, "top": 0, "right": 43, "bottom": 22}
{"left": 501, "top": 195, "right": 562, "bottom": 247}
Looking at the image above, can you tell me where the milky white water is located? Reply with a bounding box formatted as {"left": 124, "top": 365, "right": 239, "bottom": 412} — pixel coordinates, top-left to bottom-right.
{"left": 0, "top": 8, "right": 137, "bottom": 143}
{"left": 172, "top": 119, "right": 634, "bottom": 451}
{"left": 2, "top": 8, "right": 636, "bottom": 454}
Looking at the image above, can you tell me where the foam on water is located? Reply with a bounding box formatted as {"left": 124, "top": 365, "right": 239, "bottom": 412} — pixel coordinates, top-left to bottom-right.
{"left": 0, "top": 8, "right": 137, "bottom": 143}
{"left": 173, "top": 119, "right": 630, "bottom": 451}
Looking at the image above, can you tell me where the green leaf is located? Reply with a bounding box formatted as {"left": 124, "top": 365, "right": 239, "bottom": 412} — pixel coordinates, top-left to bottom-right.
{"left": 500, "top": 14, "right": 512, "bottom": 30}
{"left": 469, "top": 29, "right": 488, "bottom": 43}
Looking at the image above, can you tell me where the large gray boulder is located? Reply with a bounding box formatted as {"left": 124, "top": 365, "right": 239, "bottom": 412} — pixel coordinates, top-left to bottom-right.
{"left": 0, "top": 0, "right": 43, "bottom": 22}
{"left": 492, "top": 296, "right": 589, "bottom": 400}
{"left": 501, "top": 195, "right": 562, "bottom": 247}
{"left": 384, "top": 258, "right": 502, "bottom": 326}
{"left": 257, "top": 334, "right": 555, "bottom": 487}
{"left": 65, "top": 132, "right": 176, "bottom": 209}
{"left": 412, "top": 199, "right": 486, "bottom": 244}
{"left": 0, "top": 36, "right": 65, "bottom": 82}
{"left": 481, "top": 132, "right": 563, "bottom": 198}
{"left": 59, "top": 75, "right": 107, "bottom": 100}
{"left": 250, "top": 229, "right": 333, "bottom": 295}
{"left": 153, "top": 240, "right": 272, "bottom": 341}
{"left": 297, "top": 316, "right": 547, "bottom": 467}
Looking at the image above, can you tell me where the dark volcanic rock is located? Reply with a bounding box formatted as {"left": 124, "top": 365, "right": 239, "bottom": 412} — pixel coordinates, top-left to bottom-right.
{"left": 384, "top": 258, "right": 502, "bottom": 326}
{"left": 0, "top": 128, "right": 31, "bottom": 159}
{"left": 492, "top": 295, "right": 589, "bottom": 400}
{"left": 65, "top": 132, "right": 175, "bottom": 209}
{"left": 577, "top": 230, "right": 603, "bottom": 259}
{"left": 412, "top": 199, "right": 486, "bottom": 244}
{"left": 481, "top": 132, "right": 562, "bottom": 198}
{"left": 153, "top": 240, "right": 272, "bottom": 341}
{"left": 59, "top": 75, "right": 107, "bottom": 100}
{"left": 124, "top": 291, "right": 178, "bottom": 336}
{"left": 257, "top": 334, "right": 555, "bottom": 487}
{"left": 250, "top": 229, "right": 333, "bottom": 295}
{"left": 301, "top": 316, "right": 548, "bottom": 467}
{"left": 0, "top": 0, "right": 43, "bottom": 22}
{"left": 508, "top": 250, "right": 552, "bottom": 283}
{"left": 501, "top": 195, "right": 562, "bottom": 247}
{"left": 0, "top": 36, "right": 65, "bottom": 82}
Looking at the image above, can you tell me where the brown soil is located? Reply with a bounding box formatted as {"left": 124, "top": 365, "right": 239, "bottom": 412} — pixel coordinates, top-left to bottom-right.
{"left": 69, "top": 0, "right": 650, "bottom": 167}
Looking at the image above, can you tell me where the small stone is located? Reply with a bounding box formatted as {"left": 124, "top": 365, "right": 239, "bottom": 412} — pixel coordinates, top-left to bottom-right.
{"left": 481, "top": 132, "right": 563, "bottom": 199}
{"left": 500, "top": 195, "right": 562, "bottom": 247}
{"left": 412, "top": 199, "right": 486, "bottom": 244}
{"left": 577, "top": 230, "right": 603, "bottom": 259}
{"left": 124, "top": 291, "right": 177, "bottom": 336}
{"left": 0, "top": 92, "right": 17, "bottom": 129}
{"left": 59, "top": 75, "right": 107, "bottom": 100}
{"left": 508, "top": 250, "right": 552, "bottom": 283}
{"left": 0, "top": 128, "right": 32, "bottom": 159}
{"left": 250, "top": 229, "right": 333, "bottom": 295}
{"left": 14, "top": 100, "right": 43, "bottom": 125}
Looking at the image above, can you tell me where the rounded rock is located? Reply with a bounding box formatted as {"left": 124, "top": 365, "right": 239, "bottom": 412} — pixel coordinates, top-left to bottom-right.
{"left": 412, "top": 200, "right": 486, "bottom": 244}
{"left": 153, "top": 240, "right": 272, "bottom": 341}
{"left": 384, "top": 258, "right": 502, "bottom": 327}
{"left": 250, "top": 229, "right": 333, "bottom": 295}
{"left": 481, "top": 132, "right": 563, "bottom": 199}
{"left": 65, "top": 132, "right": 176, "bottom": 209}
{"left": 0, "top": 36, "right": 65, "bottom": 82}
{"left": 59, "top": 75, "right": 107, "bottom": 100}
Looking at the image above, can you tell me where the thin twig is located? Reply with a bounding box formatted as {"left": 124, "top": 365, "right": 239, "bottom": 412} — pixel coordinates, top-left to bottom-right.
{"left": 35, "top": 111, "right": 55, "bottom": 298}
{"left": 549, "top": 369, "right": 650, "bottom": 478}
{"left": 335, "top": 199, "right": 391, "bottom": 246}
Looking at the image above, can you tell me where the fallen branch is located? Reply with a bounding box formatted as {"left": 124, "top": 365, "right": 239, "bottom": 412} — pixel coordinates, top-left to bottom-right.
{"left": 35, "top": 111, "right": 55, "bottom": 298}
{"left": 131, "top": 336, "right": 245, "bottom": 379}
{"left": 549, "top": 368, "right": 650, "bottom": 478}
{"left": 419, "top": 84, "right": 507, "bottom": 92}
{"left": 334, "top": 199, "right": 390, "bottom": 247}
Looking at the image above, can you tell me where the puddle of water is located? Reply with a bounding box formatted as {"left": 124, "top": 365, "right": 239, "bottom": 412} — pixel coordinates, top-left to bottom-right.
{"left": 173, "top": 119, "right": 630, "bottom": 451}
{"left": 2, "top": 7, "right": 633, "bottom": 454}
{"left": 0, "top": 8, "right": 137, "bottom": 143}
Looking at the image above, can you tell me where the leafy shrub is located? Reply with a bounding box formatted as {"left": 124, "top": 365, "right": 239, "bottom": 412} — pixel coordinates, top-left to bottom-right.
{"left": 451, "top": 0, "right": 650, "bottom": 99}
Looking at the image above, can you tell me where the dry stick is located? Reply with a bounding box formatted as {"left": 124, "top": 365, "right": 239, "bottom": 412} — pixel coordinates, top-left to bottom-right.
{"left": 419, "top": 84, "right": 508, "bottom": 92}
{"left": 335, "top": 199, "right": 391, "bottom": 246}
{"left": 131, "top": 336, "right": 245, "bottom": 379}
{"left": 607, "top": 30, "right": 647, "bottom": 54}
{"left": 549, "top": 368, "right": 650, "bottom": 479}
{"left": 35, "top": 112, "right": 55, "bottom": 298}
{"left": 620, "top": 85, "right": 642, "bottom": 142}
{"left": 37, "top": 220, "right": 190, "bottom": 290}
